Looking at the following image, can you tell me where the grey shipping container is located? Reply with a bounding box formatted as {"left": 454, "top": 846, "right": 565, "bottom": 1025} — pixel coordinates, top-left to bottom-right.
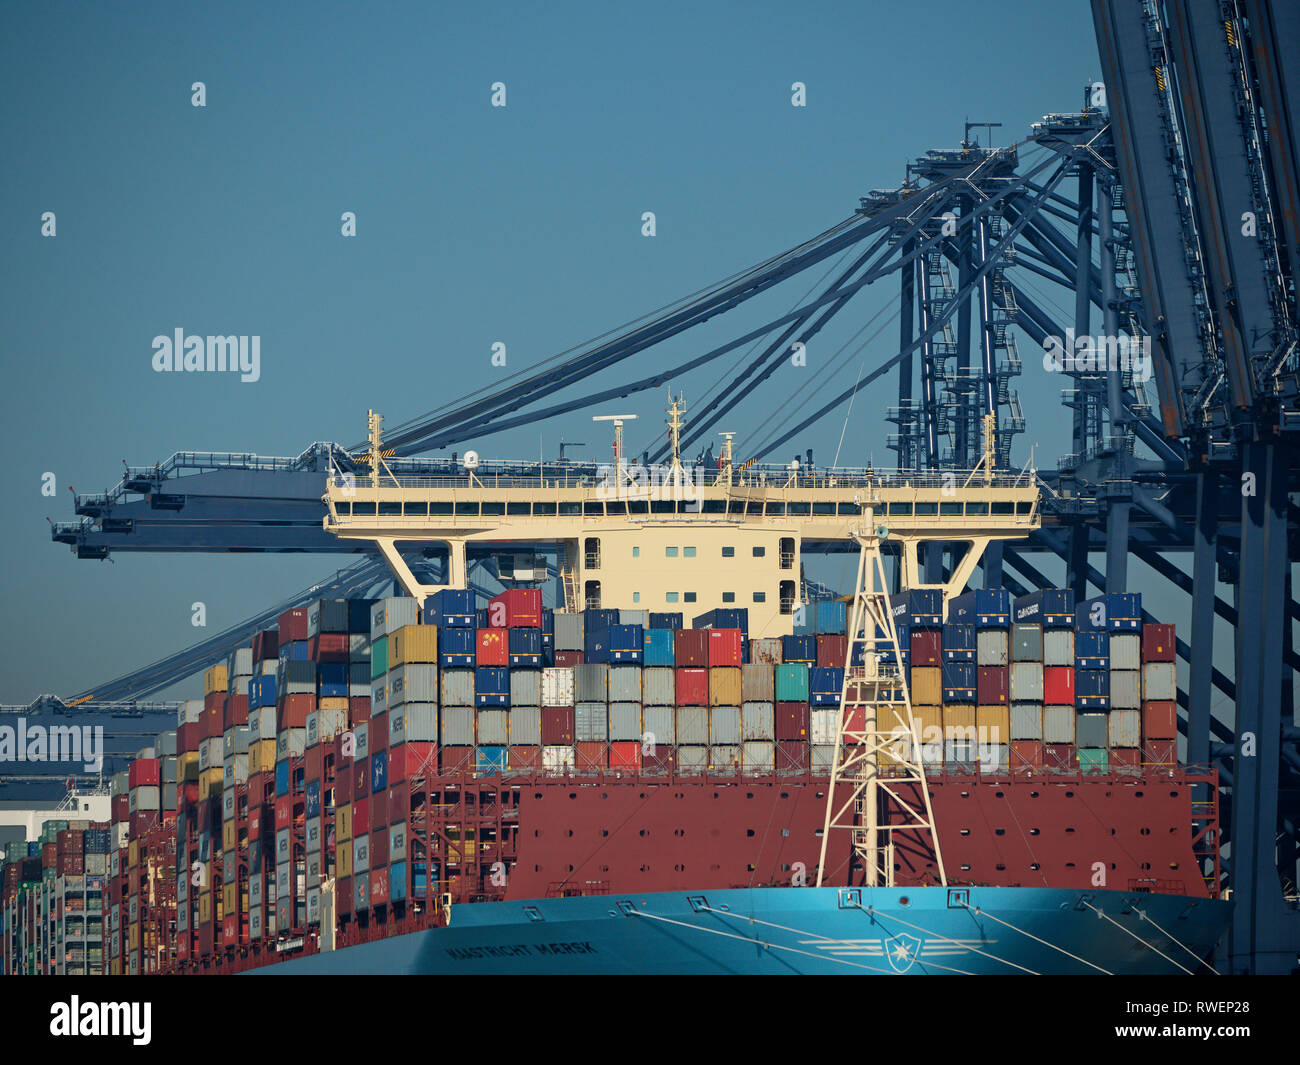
{"left": 748, "top": 637, "right": 783, "bottom": 665}
{"left": 709, "top": 705, "right": 742, "bottom": 746}
{"left": 162, "top": 756, "right": 178, "bottom": 783}
{"left": 1108, "top": 708, "right": 1141, "bottom": 748}
{"left": 742, "top": 663, "right": 775, "bottom": 702}
{"left": 675, "top": 706, "right": 709, "bottom": 746}
{"left": 440, "top": 669, "right": 475, "bottom": 706}
{"left": 354, "top": 722, "right": 370, "bottom": 759}
{"left": 477, "top": 709, "right": 510, "bottom": 746}
{"left": 609, "top": 665, "right": 642, "bottom": 702}
{"left": 1011, "top": 623, "right": 1043, "bottom": 662}
{"left": 510, "top": 669, "right": 541, "bottom": 707}
{"left": 811, "top": 744, "right": 836, "bottom": 774}
{"left": 554, "top": 612, "right": 584, "bottom": 651}
{"left": 155, "top": 731, "right": 178, "bottom": 756}
{"left": 709, "top": 745, "right": 741, "bottom": 773}
{"left": 371, "top": 680, "right": 388, "bottom": 714}
{"left": 608, "top": 702, "right": 642, "bottom": 741}
{"left": 1109, "top": 633, "right": 1141, "bottom": 671}
{"left": 976, "top": 630, "right": 1009, "bottom": 666}
{"left": 370, "top": 596, "right": 418, "bottom": 640}
{"left": 742, "top": 740, "right": 775, "bottom": 772}
{"left": 391, "top": 663, "right": 439, "bottom": 706}
{"left": 677, "top": 746, "right": 707, "bottom": 775}
{"left": 1010, "top": 703, "right": 1043, "bottom": 740}
{"left": 981, "top": 744, "right": 1010, "bottom": 774}
{"left": 1043, "top": 630, "right": 1074, "bottom": 666}
{"left": 575, "top": 664, "right": 609, "bottom": 703}
{"left": 575, "top": 702, "right": 609, "bottom": 742}
{"left": 1009, "top": 662, "right": 1044, "bottom": 702}
{"left": 742, "top": 701, "right": 775, "bottom": 741}
{"left": 642, "top": 668, "right": 675, "bottom": 706}
{"left": 618, "top": 609, "right": 649, "bottom": 628}
{"left": 509, "top": 707, "right": 541, "bottom": 746}
{"left": 1043, "top": 705, "right": 1075, "bottom": 743}
{"left": 1142, "top": 662, "right": 1177, "bottom": 701}
{"left": 440, "top": 706, "right": 475, "bottom": 745}
{"left": 1110, "top": 670, "right": 1141, "bottom": 710}
{"left": 1076, "top": 712, "right": 1109, "bottom": 748}
{"left": 642, "top": 706, "right": 675, "bottom": 747}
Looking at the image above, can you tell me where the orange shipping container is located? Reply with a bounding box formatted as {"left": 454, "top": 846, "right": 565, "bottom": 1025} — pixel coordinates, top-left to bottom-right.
{"left": 708, "top": 667, "right": 743, "bottom": 706}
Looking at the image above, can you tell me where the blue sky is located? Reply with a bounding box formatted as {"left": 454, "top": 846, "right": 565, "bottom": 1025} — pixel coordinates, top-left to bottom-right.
{"left": 4, "top": 0, "right": 1227, "bottom": 707}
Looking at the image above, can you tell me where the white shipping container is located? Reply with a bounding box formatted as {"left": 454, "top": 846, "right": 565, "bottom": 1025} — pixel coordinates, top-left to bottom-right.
{"left": 677, "top": 745, "right": 708, "bottom": 775}
{"left": 353, "top": 835, "right": 370, "bottom": 874}
{"left": 440, "top": 707, "right": 475, "bottom": 745}
{"left": 709, "top": 706, "right": 742, "bottom": 746}
{"left": 608, "top": 702, "right": 641, "bottom": 741}
{"left": 477, "top": 709, "right": 509, "bottom": 745}
{"left": 575, "top": 664, "right": 609, "bottom": 703}
{"left": 976, "top": 630, "right": 1009, "bottom": 666}
{"left": 1043, "top": 630, "right": 1075, "bottom": 666}
{"left": 742, "top": 740, "right": 775, "bottom": 772}
{"left": 709, "top": 745, "right": 741, "bottom": 773}
{"left": 811, "top": 744, "right": 836, "bottom": 773}
{"left": 553, "top": 612, "right": 584, "bottom": 651}
{"left": 371, "top": 679, "right": 388, "bottom": 714}
{"left": 390, "top": 822, "right": 408, "bottom": 863}
{"left": 1010, "top": 662, "right": 1044, "bottom": 701}
{"left": 391, "top": 664, "right": 439, "bottom": 706}
{"left": 318, "top": 706, "right": 349, "bottom": 741}
{"left": 439, "top": 669, "right": 475, "bottom": 706}
{"left": 1108, "top": 708, "right": 1141, "bottom": 748}
{"left": 542, "top": 745, "right": 576, "bottom": 771}
{"left": 542, "top": 667, "right": 575, "bottom": 707}
{"left": 675, "top": 707, "right": 708, "bottom": 746}
{"left": 641, "top": 706, "right": 674, "bottom": 746}
{"left": 178, "top": 699, "right": 203, "bottom": 726}
{"left": 609, "top": 665, "right": 642, "bottom": 702}
{"left": 641, "top": 668, "right": 675, "bottom": 706}
{"left": 509, "top": 707, "right": 541, "bottom": 746}
{"left": 510, "top": 670, "right": 541, "bottom": 707}
{"left": 1010, "top": 703, "right": 1043, "bottom": 740}
{"left": 811, "top": 708, "right": 839, "bottom": 745}
{"left": 1110, "top": 670, "right": 1141, "bottom": 709}
{"left": 741, "top": 701, "right": 775, "bottom": 741}
{"left": 575, "top": 702, "right": 608, "bottom": 742}
{"left": 354, "top": 722, "right": 370, "bottom": 760}
{"left": 1142, "top": 662, "right": 1177, "bottom": 701}
{"left": 370, "top": 596, "right": 419, "bottom": 640}
{"left": 1042, "top": 705, "right": 1075, "bottom": 743}
{"left": 1109, "top": 633, "right": 1141, "bottom": 671}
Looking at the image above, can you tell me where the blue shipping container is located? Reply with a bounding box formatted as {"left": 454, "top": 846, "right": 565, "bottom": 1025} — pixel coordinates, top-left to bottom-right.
{"left": 371, "top": 750, "right": 387, "bottom": 791}
{"left": 1012, "top": 589, "right": 1075, "bottom": 628}
{"left": 390, "top": 861, "right": 408, "bottom": 901}
{"left": 474, "top": 667, "right": 509, "bottom": 707}
{"left": 693, "top": 608, "right": 749, "bottom": 632}
{"left": 810, "top": 667, "right": 844, "bottom": 705}
{"left": 305, "top": 779, "right": 321, "bottom": 819}
{"left": 1074, "top": 630, "right": 1110, "bottom": 669}
{"left": 888, "top": 590, "right": 943, "bottom": 627}
{"left": 438, "top": 626, "right": 476, "bottom": 668}
{"left": 348, "top": 598, "right": 375, "bottom": 634}
{"left": 585, "top": 624, "right": 644, "bottom": 664}
{"left": 782, "top": 634, "right": 818, "bottom": 663}
{"left": 541, "top": 608, "right": 554, "bottom": 634}
{"left": 813, "top": 600, "right": 847, "bottom": 635}
{"left": 948, "top": 589, "right": 1011, "bottom": 628}
{"left": 1076, "top": 593, "right": 1143, "bottom": 632}
{"left": 643, "top": 628, "right": 675, "bottom": 666}
{"left": 1075, "top": 669, "right": 1111, "bottom": 708}
{"left": 476, "top": 746, "right": 508, "bottom": 774}
{"left": 584, "top": 608, "right": 619, "bottom": 632}
{"left": 942, "top": 623, "right": 976, "bottom": 662}
{"left": 508, "top": 627, "right": 543, "bottom": 667}
{"left": 941, "top": 662, "right": 977, "bottom": 700}
{"left": 275, "top": 759, "right": 290, "bottom": 797}
{"left": 649, "top": 612, "right": 683, "bottom": 630}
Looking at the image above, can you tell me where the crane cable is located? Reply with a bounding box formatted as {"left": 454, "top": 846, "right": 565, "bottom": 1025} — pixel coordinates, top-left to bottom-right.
{"left": 954, "top": 899, "right": 1113, "bottom": 973}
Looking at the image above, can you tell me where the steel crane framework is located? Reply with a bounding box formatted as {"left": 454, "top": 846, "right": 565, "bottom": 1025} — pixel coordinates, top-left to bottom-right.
{"left": 42, "top": 1, "right": 1300, "bottom": 973}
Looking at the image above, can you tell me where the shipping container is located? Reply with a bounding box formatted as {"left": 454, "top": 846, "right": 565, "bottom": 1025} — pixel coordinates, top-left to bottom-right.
{"left": 575, "top": 664, "right": 608, "bottom": 703}
{"left": 440, "top": 707, "right": 475, "bottom": 746}
{"left": 774, "top": 701, "right": 809, "bottom": 742}
{"left": 1110, "top": 670, "right": 1141, "bottom": 710}
{"left": 476, "top": 628, "right": 508, "bottom": 667}
{"left": 575, "top": 703, "right": 608, "bottom": 742}
{"left": 674, "top": 629, "right": 709, "bottom": 668}
{"left": 507, "top": 627, "right": 543, "bottom": 667}
{"left": 709, "top": 667, "right": 743, "bottom": 706}
{"left": 1075, "top": 669, "right": 1110, "bottom": 709}
{"left": 1043, "top": 666, "right": 1074, "bottom": 705}
{"left": 488, "top": 588, "right": 542, "bottom": 628}
{"left": 608, "top": 703, "right": 641, "bottom": 741}
{"left": 586, "top": 624, "right": 643, "bottom": 664}
{"left": 438, "top": 627, "right": 476, "bottom": 668}
{"left": 1074, "top": 629, "right": 1110, "bottom": 670}
{"left": 1077, "top": 748, "right": 1110, "bottom": 774}
{"left": 741, "top": 741, "right": 775, "bottom": 773}
{"left": 1009, "top": 661, "right": 1044, "bottom": 701}
{"left": 948, "top": 588, "right": 1011, "bottom": 627}
{"left": 748, "top": 637, "right": 783, "bottom": 665}
{"left": 707, "top": 629, "right": 743, "bottom": 667}
{"left": 509, "top": 668, "right": 541, "bottom": 707}
{"left": 941, "top": 662, "right": 977, "bottom": 701}
{"left": 648, "top": 611, "right": 682, "bottom": 630}
{"left": 675, "top": 668, "right": 709, "bottom": 706}
{"left": 709, "top": 706, "right": 742, "bottom": 746}
{"left": 1010, "top": 623, "right": 1043, "bottom": 662}
{"left": 1109, "top": 633, "right": 1141, "bottom": 671}
{"left": 942, "top": 623, "right": 976, "bottom": 663}
{"left": 641, "top": 667, "right": 675, "bottom": 706}
{"left": 888, "top": 589, "right": 943, "bottom": 627}
{"left": 1077, "top": 592, "right": 1142, "bottom": 632}
{"left": 391, "top": 625, "right": 438, "bottom": 666}
{"left": 370, "top": 597, "right": 419, "bottom": 640}
{"left": 1043, "top": 629, "right": 1074, "bottom": 666}
{"left": 909, "top": 666, "right": 942, "bottom": 706}
{"left": 641, "top": 706, "right": 674, "bottom": 747}
{"left": 542, "top": 666, "right": 576, "bottom": 707}
{"left": 976, "top": 666, "right": 1008, "bottom": 705}
{"left": 609, "top": 665, "right": 641, "bottom": 703}
{"left": 909, "top": 629, "right": 942, "bottom": 667}
{"left": 1009, "top": 739, "right": 1044, "bottom": 774}
{"left": 781, "top": 634, "right": 817, "bottom": 664}
{"left": 553, "top": 612, "right": 584, "bottom": 651}
{"left": 477, "top": 709, "right": 509, "bottom": 746}
{"left": 508, "top": 707, "right": 541, "bottom": 746}
{"left": 1142, "top": 662, "right": 1177, "bottom": 702}
{"left": 675, "top": 707, "right": 709, "bottom": 746}
{"left": 677, "top": 746, "right": 708, "bottom": 776}
{"left": 1141, "top": 623, "right": 1176, "bottom": 663}
{"left": 1141, "top": 701, "right": 1178, "bottom": 740}
{"left": 642, "top": 628, "right": 675, "bottom": 667}
{"left": 693, "top": 607, "right": 748, "bottom": 632}
{"left": 774, "top": 663, "right": 810, "bottom": 702}
{"left": 1012, "top": 589, "right": 1074, "bottom": 628}
{"left": 1108, "top": 709, "right": 1141, "bottom": 748}
{"left": 540, "top": 707, "right": 575, "bottom": 746}
{"left": 976, "top": 629, "right": 1009, "bottom": 666}
{"left": 1076, "top": 712, "right": 1108, "bottom": 749}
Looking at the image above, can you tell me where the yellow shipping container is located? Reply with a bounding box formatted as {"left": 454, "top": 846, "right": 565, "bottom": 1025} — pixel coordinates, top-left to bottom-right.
{"left": 199, "top": 768, "right": 223, "bottom": 799}
{"left": 127, "top": 841, "right": 139, "bottom": 869}
{"left": 204, "top": 664, "right": 228, "bottom": 696}
{"left": 110, "top": 959, "right": 122, "bottom": 976}
{"left": 910, "top": 667, "right": 942, "bottom": 707}
{"left": 319, "top": 696, "right": 349, "bottom": 712}
{"left": 337, "top": 803, "right": 352, "bottom": 842}
{"left": 976, "top": 705, "right": 1010, "bottom": 741}
{"left": 253, "top": 739, "right": 278, "bottom": 774}
{"left": 178, "top": 751, "right": 200, "bottom": 782}
{"left": 337, "top": 843, "right": 353, "bottom": 878}
{"left": 708, "top": 667, "right": 742, "bottom": 707}
{"left": 391, "top": 624, "right": 438, "bottom": 666}
{"left": 942, "top": 704, "right": 977, "bottom": 738}
{"left": 222, "top": 883, "right": 237, "bottom": 914}
{"left": 222, "top": 820, "right": 237, "bottom": 852}
{"left": 909, "top": 705, "right": 943, "bottom": 742}
{"left": 127, "top": 923, "right": 139, "bottom": 951}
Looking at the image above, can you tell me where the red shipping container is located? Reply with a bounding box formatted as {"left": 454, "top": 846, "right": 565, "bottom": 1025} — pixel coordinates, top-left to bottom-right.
{"left": 575, "top": 741, "right": 608, "bottom": 772}
{"left": 336, "top": 875, "right": 353, "bottom": 916}
{"left": 370, "top": 827, "right": 389, "bottom": 867}
{"left": 1141, "top": 623, "right": 1176, "bottom": 663}
{"left": 554, "top": 650, "right": 584, "bottom": 667}
{"left": 353, "top": 796, "right": 370, "bottom": 834}
{"left": 775, "top": 739, "right": 810, "bottom": 774}
{"left": 129, "top": 812, "right": 158, "bottom": 836}
{"left": 540, "top": 707, "right": 575, "bottom": 746}
{"left": 198, "top": 925, "right": 213, "bottom": 957}
{"left": 674, "top": 629, "right": 709, "bottom": 667}
{"left": 223, "top": 693, "right": 249, "bottom": 728}
{"left": 275, "top": 795, "right": 292, "bottom": 830}
{"left": 675, "top": 668, "right": 709, "bottom": 706}
{"left": 370, "top": 714, "right": 388, "bottom": 751}
{"left": 388, "top": 781, "right": 410, "bottom": 824}
{"left": 1110, "top": 748, "right": 1141, "bottom": 774}
{"left": 908, "top": 629, "right": 942, "bottom": 667}
{"left": 609, "top": 741, "right": 641, "bottom": 771}
{"left": 177, "top": 721, "right": 198, "bottom": 754}
{"left": 252, "top": 628, "right": 279, "bottom": 663}
{"left": 976, "top": 666, "right": 1008, "bottom": 705}
{"left": 439, "top": 746, "right": 474, "bottom": 774}
{"left": 775, "top": 701, "right": 811, "bottom": 741}
{"left": 1043, "top": 666, "right": 1074, "bottom": 705}
{"left": 370, "top": 789, "right": 389, "bottom": 828}
{"left": 370, "top": 867, "right": 390, "bottom": 907}
{"left": 248, "top": 805, "right": 264, "bottom": 839}
{"left": 477, "top": 628, "right": 508, "bottom": 666}
{"left": 202, "top": 703, "right": 223, "bottom": 739}
{"left": 1143, "top": 739, "right": 1177, "bottom": 766}
{"left": 1044, "top": 743, "right": 1075, "bottom": 772}
{"left": 112, "top": 795, "right": 129, "bottom": 821}
{"left": 354, "top": 759, "right": 370, "bottom": 799}
{"left": 305, "top": 746, "right": 323, "bottom": 780}
{"left": 222, "top": 915, "right": 238, "bottom": 945}
{"left": 389, "top": 742, "right": 437, "bottom": 782}
{"left": 707, "top": 629, "right": 743, "bottom": 667}
{"left": 1141, "top": 700, "right": 1178, "bottom": 740}
{"left": 1009, "top": 740, "right": 1043, "bottom": 774}
{"left": 334, "top": 763, "right": 352, "bottom": 804}
{"left": 488, "top": 588, "right": 542, "bottom": 628}
{"left": 278, "top": 693, "right": 316, "bottom": 730}
{"left": 204, "top": 690, "right": 225, "bottom": 716}
{"left": 816, "top": 634, "right": 849, "bottom": 669}
{"left": 509, "top": 745, "right": 542, "bottom": 771}
{"left": 349, "top": 696, "right": 371, "bottom": 723}
{"left": 310, "top": 633, "right": 350, "bottom": 662}
{"left": 278, "top": 607, "right": 309, "bottom": 643}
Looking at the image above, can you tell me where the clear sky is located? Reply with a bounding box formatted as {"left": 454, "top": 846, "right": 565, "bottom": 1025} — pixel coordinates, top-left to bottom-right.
{"left": 5, "top": 0, "right": 1225, "bottom": 707}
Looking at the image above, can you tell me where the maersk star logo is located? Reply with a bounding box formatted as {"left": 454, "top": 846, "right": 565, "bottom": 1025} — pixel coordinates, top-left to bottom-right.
{"left": 884, "top": 933, "right": 922, "bottom": 972}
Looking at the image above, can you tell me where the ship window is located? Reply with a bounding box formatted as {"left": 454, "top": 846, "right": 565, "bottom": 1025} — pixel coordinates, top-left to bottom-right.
{"left": 350, "top": 501, "right": 376, "bottom": 515}
{"left": 684, "top": 592, "right": 696, "bottom": 603}
{"left": 788, "top": 502, "right": 810, "bottom": 515}
{"left": 379, "top": 501, "right": 404, "bottom": 516}
{"left": 605, "top": 501, "right": 626, "bottom": 515}
{"left": 684, "top": 546, "right": 696, "bottom": 557}
{"left": 728, "top": 500, "right": 746, "bottom": 514}
{"left": 702, "top": 499, "right": 726, "bottom": 514}
{"left": 722, "top": 546, "right": 735, "bottom": 557}
{"left": 753, "top": 546, "right": 766, "bottom": 557}
{"left": 889, "top": 502, "right": 912, "bottom": 516}
{"left": 666, "top": 593, "right": 679, "bottom": 603}
{"left": 666, "top": 546, "right": 678, "bottom": 557}
{"left": 966, "top": 502, "right": 988, "bottom": 515}
{"left": 650, "top": 500, "right": 674, "bottom": 514}
{"left": 722, "top": 592, "right": 736, "bottom": 603}
{"left": 913, "top": 502, "right": 937, "bottom": 515}
{"left": 454, "top": 501, "right": 480, "bottom": 516}
{"left": 633, "top": 593, "right": 640, "bottom": 603}
{"left": 559, "top": 502, "right": 581, "bottom": 516}
{"left": 627, "top": 500, "right": 648, "bottom": 514}
{"left": 753, "top": 592, "right": 766, "bottom": 603}
{"left": 507, "top": 502, "right": 530, "bottom": 515}
{"left": 812, "top": 502, "right": 835, "bottom": 515}
{"left": 940, "top": 502, "right": 963, "bottom": 516}
{"left": 583, "top": 502, "right": 604, "bottom": 516}
{"left": 837, "top": 501, "right": 861, "bottom": 515}
{"left": 482, "top": 501, "right": 505, "bottom": 515}
{"left": 534, "top": 502, "right": 556, "bottom": 515}
{"left": 765, "top": 503, "right": 786, "bottom": 516}
{"left": 1016, "top": 502, "right": 1034, "bottom": 514}
{"left": 746, "top": 500, "right": 763, "bottom": 514}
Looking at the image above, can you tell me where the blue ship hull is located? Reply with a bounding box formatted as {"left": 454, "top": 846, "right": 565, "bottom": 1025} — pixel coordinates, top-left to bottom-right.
{"left": 259, "top": 886, "right": 1231, "bottom": 975}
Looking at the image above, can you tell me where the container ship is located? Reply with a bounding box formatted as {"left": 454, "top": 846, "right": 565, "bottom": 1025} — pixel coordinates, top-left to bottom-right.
{"left": 1, "top": 411, "right": 1230, "bottom": 975}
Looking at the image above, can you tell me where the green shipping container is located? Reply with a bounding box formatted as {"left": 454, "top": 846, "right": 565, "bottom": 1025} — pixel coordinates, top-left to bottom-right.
{"left": 370, "top": 637, "right": 389, "bottom": 681}
{"left": 1077, "top": 747, "right": 1109, "bottom": 775}
{"left": 774, "top": 663, "right": 810, "bottom": 702}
